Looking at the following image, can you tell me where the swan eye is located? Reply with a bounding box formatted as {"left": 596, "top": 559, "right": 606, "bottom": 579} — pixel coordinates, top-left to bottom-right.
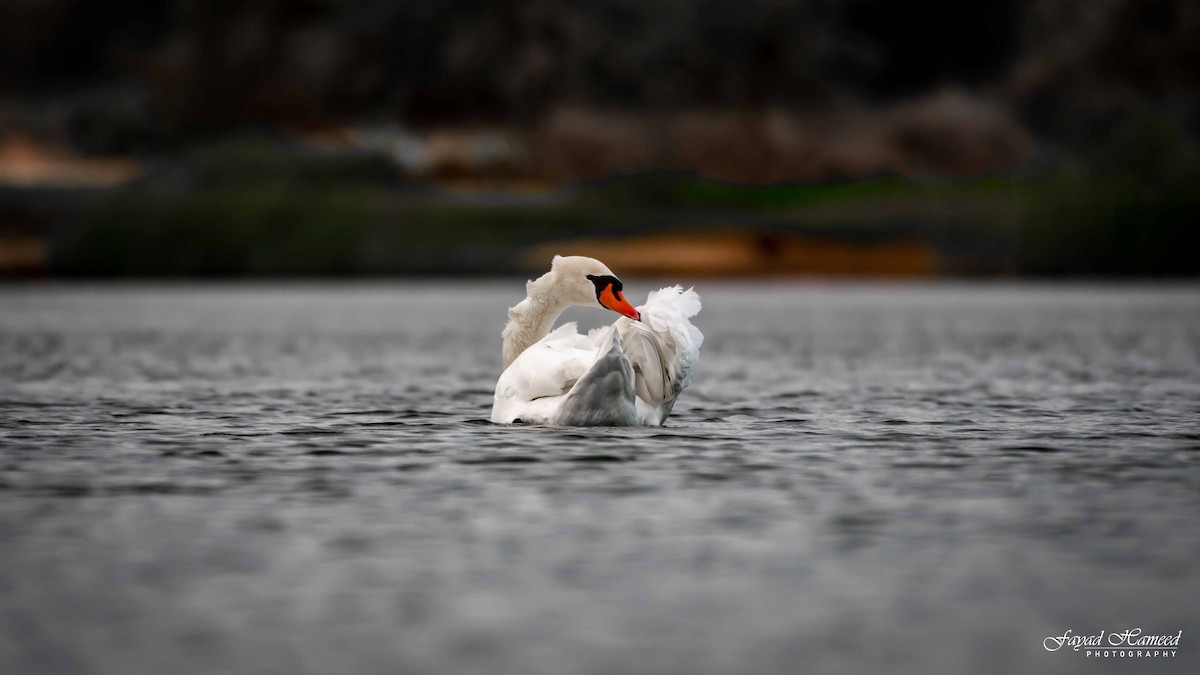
{"left": 586, "top": 274, "right": 622, "bottom": 301}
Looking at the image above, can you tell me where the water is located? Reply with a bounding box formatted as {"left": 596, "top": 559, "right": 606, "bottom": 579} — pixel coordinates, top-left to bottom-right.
{"left": 1, "top": 282, "right": 1198, "bottom": 675}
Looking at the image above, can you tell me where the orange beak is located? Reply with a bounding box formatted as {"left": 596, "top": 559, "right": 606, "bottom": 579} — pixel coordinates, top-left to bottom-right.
{"left": 599, "top": 284, "right": 640, "bottom": 320}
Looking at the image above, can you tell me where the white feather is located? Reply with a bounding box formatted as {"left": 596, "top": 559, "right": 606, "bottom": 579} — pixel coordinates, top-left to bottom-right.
{"left": 492, "top": 279, "right": 703, "bottom": 426}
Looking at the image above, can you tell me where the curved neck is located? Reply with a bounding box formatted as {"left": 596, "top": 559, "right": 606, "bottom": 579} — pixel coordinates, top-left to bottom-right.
{"left": 501, "top": 274, "right": 571, "bottom": 369}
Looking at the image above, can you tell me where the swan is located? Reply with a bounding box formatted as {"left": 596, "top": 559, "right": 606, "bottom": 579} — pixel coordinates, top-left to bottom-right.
{"left": 491, "top": 255, "right": 703, "bottom": 426}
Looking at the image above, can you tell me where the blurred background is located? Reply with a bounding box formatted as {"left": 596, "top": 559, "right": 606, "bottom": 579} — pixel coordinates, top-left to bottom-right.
{"left": 3, "top": 7, "right": 1199, "bottom": 673}
{"left": 1, "top": 0, "right": 1198, "bottom": 279}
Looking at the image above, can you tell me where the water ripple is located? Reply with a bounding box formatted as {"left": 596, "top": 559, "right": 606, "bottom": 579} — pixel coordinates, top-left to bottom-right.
{"left": 0, "top": 282, "right": 1198, "bottom": 675}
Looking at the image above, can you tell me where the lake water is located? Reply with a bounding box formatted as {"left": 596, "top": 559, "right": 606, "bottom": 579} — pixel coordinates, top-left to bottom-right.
{"left": 1, "top": 282, "right": 1198, "bottom": 675}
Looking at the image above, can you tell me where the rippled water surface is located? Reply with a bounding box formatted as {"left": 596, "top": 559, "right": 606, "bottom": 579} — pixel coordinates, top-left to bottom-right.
{"left": 1, "top": 282, "right": 1198, "bottom": 675}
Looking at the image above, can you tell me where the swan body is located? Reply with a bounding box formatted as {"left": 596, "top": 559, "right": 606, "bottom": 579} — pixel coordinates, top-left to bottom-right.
{"left": 491, "top": 255, "right": 702, "bottom": 426}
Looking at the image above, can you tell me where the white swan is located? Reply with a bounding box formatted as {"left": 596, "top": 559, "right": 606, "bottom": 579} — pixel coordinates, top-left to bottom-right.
{"left": 491, "top": 255, "right": 703, "bottom": 426}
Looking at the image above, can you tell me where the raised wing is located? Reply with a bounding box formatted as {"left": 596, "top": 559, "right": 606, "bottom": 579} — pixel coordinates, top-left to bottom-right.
{"left": 616, "top": 286, "right": 703, "bottom": 408}
{"left": 619, "top": 321, "right": 673, "bottom": 404}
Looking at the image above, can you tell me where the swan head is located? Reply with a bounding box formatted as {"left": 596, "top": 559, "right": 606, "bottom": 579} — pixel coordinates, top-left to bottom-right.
{"left": 545, "top": 255, "right": 640, "bottom": 320}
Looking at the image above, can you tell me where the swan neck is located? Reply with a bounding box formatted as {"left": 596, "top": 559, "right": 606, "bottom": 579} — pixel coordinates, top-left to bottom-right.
{"left": 501, "top": 280, "right": 570, "bottom": 369}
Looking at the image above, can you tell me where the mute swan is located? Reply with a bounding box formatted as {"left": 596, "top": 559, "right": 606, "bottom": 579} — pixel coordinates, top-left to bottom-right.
{"left": 491, "top": 255, "right": 703, "bottom": 426}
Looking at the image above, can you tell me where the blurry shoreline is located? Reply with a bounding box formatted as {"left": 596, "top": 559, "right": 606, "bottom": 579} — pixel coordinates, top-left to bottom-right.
{"left": 2, "top": 136, "right": 1195, "bottom": 279}
{"left": 3, "top": 103, "right": 1198, "bottom": 281}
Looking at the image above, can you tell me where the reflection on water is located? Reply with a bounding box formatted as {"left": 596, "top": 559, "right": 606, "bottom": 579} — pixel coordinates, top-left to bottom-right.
{"left": 0, "top": 282, "right": 1198, "bottom": 674}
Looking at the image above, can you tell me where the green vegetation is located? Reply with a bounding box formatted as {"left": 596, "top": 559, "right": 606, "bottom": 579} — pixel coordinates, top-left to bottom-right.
{"left": 62, "top": 140, "right": 626, "bottom": 275}
{"left": 68, "top": 187, "right": 376, "bottom": 275}
{"left": 55, "top": 130, "right": 1200, "bottom": 277}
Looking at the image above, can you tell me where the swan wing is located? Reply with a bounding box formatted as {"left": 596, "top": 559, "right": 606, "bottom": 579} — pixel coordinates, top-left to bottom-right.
{"left": 619, "top": 322, "right": 672, "bottom": 404}
{"left": 492, "top": 322, "right": 598, "bottom": 423}
{"left": 616, "top": 286, "right": 703, "bottom": 416}
{"left": 555, "top": 327, "right": 639, "bottom": 425}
